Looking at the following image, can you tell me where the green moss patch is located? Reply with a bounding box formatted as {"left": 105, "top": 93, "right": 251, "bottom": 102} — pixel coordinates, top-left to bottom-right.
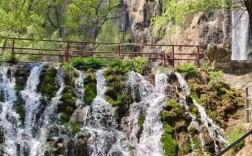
{"left": 162, "top": 124, "right": 178, "bottom": 156}
{"left": 39, "top": 67, "right": 59, "bottom": 102}
{"left": 57, "top": 84, "right": 77, "bottom": 124}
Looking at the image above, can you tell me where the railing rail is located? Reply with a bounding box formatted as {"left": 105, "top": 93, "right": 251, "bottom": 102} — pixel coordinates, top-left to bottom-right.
{"left": 0, "top": 37, "right": 204, "bottom": 66}
{"left": 215, "top": 130, "right": 252, "bottom": 156}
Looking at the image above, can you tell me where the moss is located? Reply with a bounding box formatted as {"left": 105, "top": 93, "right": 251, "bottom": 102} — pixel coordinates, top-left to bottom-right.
{"left": 84, "top": 83, "right": 97, "bottom": 105}
{"left": 138, "top": 115, "right": 145, "bottom": 130}
{"left": 40, "top": 67, "right": 58, "bottom": 102}
{"left": 69, "top": 122, "right": 81, "bottom": 136}
{"left": 162, "top": 124, "right": 178, "bottom": 156}
{"left": 162, "top": 99, "right": 184, "bottom": 122}
{"left": 58, "top": 85, "right": 77, "bottom": 124}
{"left": 83, "top": 70, "right": 97, "bottom": 105}
{"left": 16, "top": 93, "right": 25, "bottom": 126}
{"left": 184, "top": 142, "right": 192, "bottom": 154}
{"left": 59, "top": 113, "right": 71, "bottom": 125}
{"left": 193, "top": 136, "right": 201, "bottom": 151}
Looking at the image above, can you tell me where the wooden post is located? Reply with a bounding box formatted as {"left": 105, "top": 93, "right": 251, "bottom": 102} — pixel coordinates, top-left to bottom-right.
{"left": 246, "top": 87, "right": 250, "bottom": 123}
{"left": 12, "top": 39, "right": 15, "bottom": 55}
{"left": 117, "top": 45, "right": 121, "bottom": 58}
{"left": 65, "top": 42, "right": 71, "bottom": 62}
{"left": 197, "top": 46, "right": 200, "bottom": 67}
{"left": 172, "top": 45, "right": 175, "bottom": 67}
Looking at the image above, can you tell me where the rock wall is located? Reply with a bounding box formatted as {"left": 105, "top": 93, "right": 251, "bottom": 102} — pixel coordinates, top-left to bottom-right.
{"left": 124, "top": 0, "right": 232, "bottom": 63}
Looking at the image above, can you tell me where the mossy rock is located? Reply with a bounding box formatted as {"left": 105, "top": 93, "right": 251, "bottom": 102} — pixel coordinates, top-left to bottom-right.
{"left": 162, "top": 124, "right": 178, "bottom": 156}
{"left": 58, "top": 85, "right": 77, "bottom": 124}
{"left": 40, "top": 67, "right": 59, "bottom": 102}
{"left": 59, "top": 113, "right": 71, "bottom": 125}
{"left": 84, "top": 83, "right": 97, "bottom": 105}
{"left": 14, "top": 65, "right": 31, "bottom": 91}
{"left": 15, "top": 93, "right": 25, "bottom": 126}
{"left": 69, "top": 122, "right": 81, "bottom": 136}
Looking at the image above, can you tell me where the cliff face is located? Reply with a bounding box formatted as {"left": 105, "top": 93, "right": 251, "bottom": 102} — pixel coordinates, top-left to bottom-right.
{"left": 125, "top": 0, "right": 232, "bottom": 50}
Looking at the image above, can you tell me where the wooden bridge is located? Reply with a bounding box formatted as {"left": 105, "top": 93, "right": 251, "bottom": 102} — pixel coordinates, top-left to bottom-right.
{"left": 0, "top": 37, "right": 204, "bottom": 66}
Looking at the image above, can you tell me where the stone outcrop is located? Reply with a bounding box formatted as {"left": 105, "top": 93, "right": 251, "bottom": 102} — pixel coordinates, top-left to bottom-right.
{"left": 207, "top": 43, "right": 231, "bottom": 63}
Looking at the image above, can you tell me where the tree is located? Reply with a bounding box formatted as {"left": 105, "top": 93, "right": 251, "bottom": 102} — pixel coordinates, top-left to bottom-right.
{"left": 152, "top": 0, "right": 252, "bottom": 36}
{"left": 0, "top": 0, "right": 126, "bottom": 41}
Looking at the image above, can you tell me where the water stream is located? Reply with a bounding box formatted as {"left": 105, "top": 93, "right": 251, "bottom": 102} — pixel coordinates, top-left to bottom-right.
{"left": 232, "top": 8, "right": 250, "bottom": 60}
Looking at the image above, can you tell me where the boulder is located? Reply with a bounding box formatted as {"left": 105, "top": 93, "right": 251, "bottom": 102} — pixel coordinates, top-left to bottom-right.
{"left": 207, "top": 43, "right": 231, "bottom": 62}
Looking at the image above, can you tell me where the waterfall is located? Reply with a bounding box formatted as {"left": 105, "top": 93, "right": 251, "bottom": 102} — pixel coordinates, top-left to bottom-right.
{"left": 0, "top": 63, "right": 232, "bottom": 156}
{"left": 0, "top": 66, "right": 18, "bottom": 156}
{"left": 127, "top": 71, "right": 167, "bottom": 156}
{"left": 19, "top": 64, "right": 45, "bottom": 156}
{"left": 36, "top": 66, "right": 65, "bottom": 155}
{"left": 81, "top": 69, "right": 132, "bottom": 156}
{"left": 232, "top": 9, "right": 250, "bottom": 60}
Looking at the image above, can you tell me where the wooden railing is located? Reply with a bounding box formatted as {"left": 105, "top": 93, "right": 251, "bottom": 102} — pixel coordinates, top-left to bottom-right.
{"left": 215, "top": 130, "right": 252, "bottom": 156}
{"left": 0, "top": 37, "right": 203, "bottom": 66}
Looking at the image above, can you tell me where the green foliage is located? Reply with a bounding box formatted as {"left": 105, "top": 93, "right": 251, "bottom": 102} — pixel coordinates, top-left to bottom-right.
{"left": 209, "top": 70, "right": 224, "bottom": 90}
{"left": 71, "top": 57, "right": 107, "bottom": 70}
{"left": 110, "top": 57, "right": 149, "bottom": 75}
{"left": 175, "top": 63, "right": 199, "bottom": 79}
{"left": 152, "top": 0, "right": 230, "bottom": 37}
{"left": 162, "top": 124, "right": 178, "bottom": 156}
{"left": 228, "top": 124, "right": 245, "bottom": 152}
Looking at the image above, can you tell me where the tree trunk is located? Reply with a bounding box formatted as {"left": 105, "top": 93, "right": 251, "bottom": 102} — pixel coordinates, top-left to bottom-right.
{"left": 244, "top": 0, "right": 252, "bottom": 34}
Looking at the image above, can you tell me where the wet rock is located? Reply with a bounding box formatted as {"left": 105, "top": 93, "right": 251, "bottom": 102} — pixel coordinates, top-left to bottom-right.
{"left": 0, "top": 126, "right": 5, "bottom": 144}
{"left": 201, "top": 127, "right": 215, "bottom": 154}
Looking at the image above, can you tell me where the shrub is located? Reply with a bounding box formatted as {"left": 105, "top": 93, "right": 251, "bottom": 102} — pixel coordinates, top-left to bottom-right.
{"left": 175, "top": 63, "right": 199, "bottom": 79}
{"left": 71, "top": 57, "right": 107, "bottom": 70}
{"left": 110, "top": 57, "right": 149, "bottom": 75}
{"left": 209, "top": 70, "right": 224, "bottom": 90}
{"left": 132, "top": 57, "right": 149, "bottom": 74}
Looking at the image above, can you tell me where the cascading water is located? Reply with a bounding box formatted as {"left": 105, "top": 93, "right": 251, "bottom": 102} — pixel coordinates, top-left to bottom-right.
{"left": 127, "top": 71, "right": 167, "bottom": 156}
{"left": 0, "top": 66, "right": 18, "bottom": 156}
{"left": 36, "top": 66, "right": 65, "bottom": 155}
{"left": 81, "top": 69, "right": 132, "bottom": 156}
{"left": 232, "top": 8, "right": 250, "bottom": 60}
{"left": 18, "top": 64, "right": 44, "bottom": 156}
